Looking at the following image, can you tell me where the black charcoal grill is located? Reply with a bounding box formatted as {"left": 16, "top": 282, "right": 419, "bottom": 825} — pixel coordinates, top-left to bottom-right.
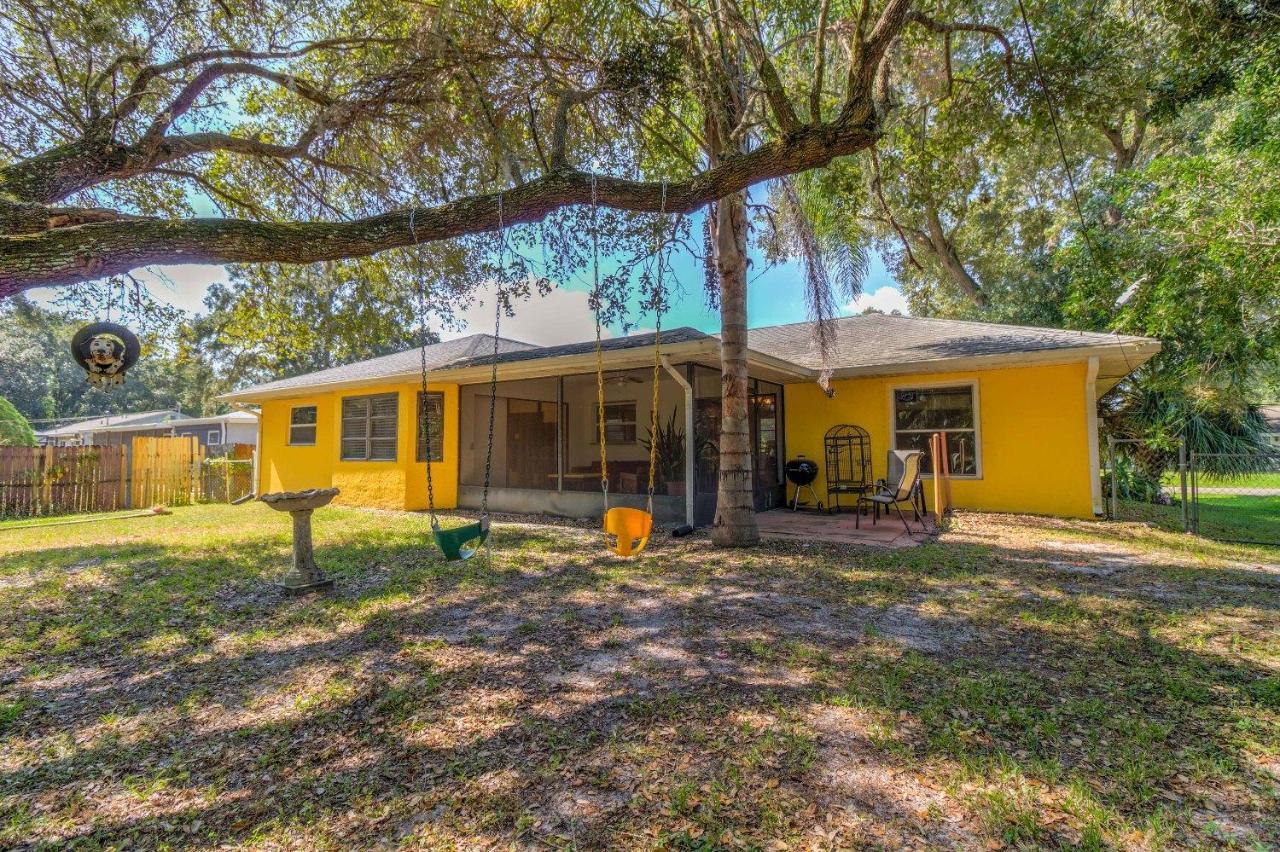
{"left": 785, "top": 456, "right": 822, "bottom": 511}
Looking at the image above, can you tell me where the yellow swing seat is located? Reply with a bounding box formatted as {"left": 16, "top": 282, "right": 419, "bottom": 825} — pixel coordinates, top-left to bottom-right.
{"left": 604, "top": 506, "right": 653, "bottom": 557}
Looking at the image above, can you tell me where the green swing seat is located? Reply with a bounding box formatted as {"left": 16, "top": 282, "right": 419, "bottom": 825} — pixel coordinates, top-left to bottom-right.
{"left": 432, "top": 516, "right": 490, "bottom": 562}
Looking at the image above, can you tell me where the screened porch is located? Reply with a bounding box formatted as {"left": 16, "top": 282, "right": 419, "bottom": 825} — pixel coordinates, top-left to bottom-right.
{"left": 455, "top": 362, "right": 785, "bottom": 525}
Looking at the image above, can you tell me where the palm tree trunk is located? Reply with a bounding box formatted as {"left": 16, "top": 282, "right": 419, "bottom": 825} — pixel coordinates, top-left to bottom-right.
{"left": 711, "top": 189, "right": 759, "bottom": 547}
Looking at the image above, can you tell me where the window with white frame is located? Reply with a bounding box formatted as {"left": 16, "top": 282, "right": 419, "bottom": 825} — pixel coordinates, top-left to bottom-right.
{"left": 893, "top": 384, "right": 979, "bottom": 476}
{"left": 341, "top": 394, "right": 398, "bottom": 461}
{"left": 207, "top": 430, "right": 220, "bottom": 445}
{"left": 602, "top": 402, "right": 637, "bottom": 444}
{"left": 288, "top": 406, "right": 317, "bottom": 446}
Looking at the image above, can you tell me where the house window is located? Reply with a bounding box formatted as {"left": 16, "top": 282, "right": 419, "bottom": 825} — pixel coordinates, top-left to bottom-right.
{"left": 893, "top": 384, "right": 979, "bottom": 476}
{"left": 602, "top": 402, "right": 637, "bottom": 444}
{"left": 289, "top": 406, "right": 317, "bottom": 446}
{"left": 341, "top": 394, "right": 398, "bottom": 461}
{"left": 207, "top": 430, "right": 220, "bottom": 445}
{"left": 415, "top": 392, "right": 445, "bottom": 462}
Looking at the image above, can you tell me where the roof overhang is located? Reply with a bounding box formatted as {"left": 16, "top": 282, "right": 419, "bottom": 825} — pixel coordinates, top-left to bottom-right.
{"left": 221, "top": 336, "right": 1160, "bottom": 403}
{"left": 220, "top": 337, "right": 723, "bottom": 403}
{"left": 813, "top": 339, "right": 1161, "bottom": 390}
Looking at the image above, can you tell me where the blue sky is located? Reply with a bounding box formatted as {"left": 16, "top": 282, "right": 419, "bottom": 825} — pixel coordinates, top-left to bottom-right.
{"left": 30, "top": 207, "right": 908, "bottom": 347}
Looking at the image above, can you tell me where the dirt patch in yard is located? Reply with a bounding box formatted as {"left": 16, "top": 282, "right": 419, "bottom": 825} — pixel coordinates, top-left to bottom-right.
{"left": 0, "top": 505, "right": 1276, "bottom": 849}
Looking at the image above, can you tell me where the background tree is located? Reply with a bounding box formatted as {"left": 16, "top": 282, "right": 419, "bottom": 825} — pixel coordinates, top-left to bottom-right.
{"left": 1, "top": 0, "right": 977, "bottom": 546}
{"left": 0, "top": 295, "right": 221, "bottom": 421}
{"left": 0, "top": 395, "right": 35, "bottom": 446}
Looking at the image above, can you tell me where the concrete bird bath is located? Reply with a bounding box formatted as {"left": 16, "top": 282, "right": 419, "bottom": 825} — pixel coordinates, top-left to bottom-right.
{"left": 260, "top": 488, "right": 339, "bottom": 595}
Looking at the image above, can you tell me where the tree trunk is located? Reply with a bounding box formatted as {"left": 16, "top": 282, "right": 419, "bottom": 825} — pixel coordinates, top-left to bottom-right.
{"left": 711, "top": 189, "right": 759, "bottom": 547}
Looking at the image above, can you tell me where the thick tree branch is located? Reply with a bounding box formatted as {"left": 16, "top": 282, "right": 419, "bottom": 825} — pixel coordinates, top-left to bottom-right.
{"left": 810, "top": 0, "right": 833, "bottom": 122}
{"left": 905, "top": 11, "right": 1015, "bottom": 80}
{"left": 722, "top": 0, "right": 801, "bottom": 133}
{"left": 110, "top": 37, "right": 395, "bottom": 123}
{"left": 1, "top": 120, "right": 879, "bottom": 296}
{"left": 138, "top": 62, "right": 335, "bottom": 151}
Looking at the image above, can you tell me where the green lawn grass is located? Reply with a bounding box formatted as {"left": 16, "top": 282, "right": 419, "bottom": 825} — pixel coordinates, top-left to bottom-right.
{"left": 1118, "top": 493, "right": 1280, "bottom": 544}
{"left": 0, "top": 504, "right": 1276, "bottom": 848}
{"left": 1162, "top": 471, "right": 1280, "bottom": 490}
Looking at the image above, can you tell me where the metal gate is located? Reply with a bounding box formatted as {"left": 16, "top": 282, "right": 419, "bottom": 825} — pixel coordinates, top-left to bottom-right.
{"left": 1105, "top": 437, "right": 1190, "bottom": 532}
{"left": 1189, "top": 452, "right": 1280, "bottom": 546}
{"left": 1107, "top": 437, "right": 1279, "bottom": 546}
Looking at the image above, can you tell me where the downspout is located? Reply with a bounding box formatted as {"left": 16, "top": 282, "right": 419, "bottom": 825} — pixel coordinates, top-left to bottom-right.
{"left": 1086, "top": 357, "right": 1102, "bottom": 516}
{"left": 229, "top": 403, "right": 262, "bottom": 499}
{"left": 661, "top": 357, "right": 695, "bottom": 527}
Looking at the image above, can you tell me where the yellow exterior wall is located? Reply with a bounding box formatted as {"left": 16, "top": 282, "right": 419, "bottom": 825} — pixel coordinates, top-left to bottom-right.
{"left": 257, "top": 381, "right": 459, "bottom": 511}
{"left": 782, "top": 362, "right": 1096, "bottom": 518}
{"left": 254, "top": 360, "right": 1096, "bottom": 520}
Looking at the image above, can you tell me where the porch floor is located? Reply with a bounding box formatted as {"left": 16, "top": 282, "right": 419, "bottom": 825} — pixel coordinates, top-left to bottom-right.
{"left": 754, "top": 507, "right": 933, "bottom": 549}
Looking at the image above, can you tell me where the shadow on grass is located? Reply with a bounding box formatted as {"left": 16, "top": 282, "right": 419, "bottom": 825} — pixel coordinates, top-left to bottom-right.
{"left": 0, "top": 510, "right": 1276, "bottom": 847}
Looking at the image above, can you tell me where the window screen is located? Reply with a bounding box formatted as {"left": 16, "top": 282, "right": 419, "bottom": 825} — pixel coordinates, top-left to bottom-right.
{"left": 289, "top": 406, "right": 317, "bottom": 446}
{"left": 415, "top": 392, "right": 445, "bottom": 462}
{"left": 341, "top": 394, "right": 398, "bottom": 461}
{"left": 893, "top": 385, "right": 978, "bottom": 476}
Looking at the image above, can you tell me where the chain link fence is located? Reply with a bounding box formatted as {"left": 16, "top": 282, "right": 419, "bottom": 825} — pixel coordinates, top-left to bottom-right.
{"left": 1189, "top": 452, "right": 1280, "bottom": 546}
{"left": 1105, "top": 437, "right": 1279, "bottom": 546}
{"left": 199, "top": 446, "right": 255, "bottom": 504}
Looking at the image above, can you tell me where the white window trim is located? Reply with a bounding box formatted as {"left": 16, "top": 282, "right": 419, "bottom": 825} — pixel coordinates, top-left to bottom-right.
{"left": 886, "top": 379, "right": 983, "bottom": 480}
{"left": 207, "top": 429, "right": 220, "bottom": 445}
{"left": 340, "top": 393, "right": 399, "bottom": 462}
{"left": 288, "top": 405, "right": 318, "bottom": 446}
{"left": 595, "top": 401, "right": 640, "bottom": 445}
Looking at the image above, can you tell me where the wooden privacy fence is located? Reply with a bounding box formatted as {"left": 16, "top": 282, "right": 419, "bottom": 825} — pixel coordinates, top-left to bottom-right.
{"left": 131, "top": 436, "right": 202, "bottom": 509}
{"left": 0, "top": 436, "right": 206, "bottom": 519}
{"left": 0, "top": 445, "right": 129, "bottom": 518}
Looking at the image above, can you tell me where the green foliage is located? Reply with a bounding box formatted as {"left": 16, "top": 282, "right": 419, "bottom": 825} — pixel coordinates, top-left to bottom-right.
{"left": 641, "top": 407, "right": 686, "bottom": 487}
{"left": 0, "top": 296, "right": 221, "bottom": 422}
{"left": 0, "top": 396, "right": 34, "bottom": 446}
{"left": 1102, "top": 455, "right": 1165, "bottom": 504}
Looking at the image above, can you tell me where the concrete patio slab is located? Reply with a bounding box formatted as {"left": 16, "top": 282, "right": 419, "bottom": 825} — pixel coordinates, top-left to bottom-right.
{"left": 754, "top": 508, "right": 932, "bottom": 548}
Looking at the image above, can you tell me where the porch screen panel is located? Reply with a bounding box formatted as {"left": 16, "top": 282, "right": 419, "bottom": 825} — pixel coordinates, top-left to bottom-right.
{"left": 893, "top": 386, "right": 977, "bottom": 476}
{"left": 341, "top": 393, "right": 398, "bottom": 461}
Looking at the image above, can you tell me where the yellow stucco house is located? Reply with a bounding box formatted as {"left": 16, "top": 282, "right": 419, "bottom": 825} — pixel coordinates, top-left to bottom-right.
{"left": 222, "top": 314, "right": 1159, "bottom": 525}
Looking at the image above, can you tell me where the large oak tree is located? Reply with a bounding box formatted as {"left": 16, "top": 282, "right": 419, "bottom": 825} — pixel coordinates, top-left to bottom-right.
{"left": 1, "top": 0, "right": 1006, "bottom": 544}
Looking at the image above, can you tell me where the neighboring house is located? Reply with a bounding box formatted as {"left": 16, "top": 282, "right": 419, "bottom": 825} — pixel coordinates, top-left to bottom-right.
{"left": 37, "top": 409, "right": 182, "bottom": 446}
{"left": 37, "top": 410, "right": 259, "bottom": 449}
{"left": 222, "top": 314, "right": 1160, "bottom": 523}
{"left": 1262, "top": 405, "right": 1280, "bottom": 449}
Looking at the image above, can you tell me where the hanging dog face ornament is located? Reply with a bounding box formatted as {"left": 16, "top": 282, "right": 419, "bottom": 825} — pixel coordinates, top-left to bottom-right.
{"left": 71, "top": 322, "right": 141, "bottom": 388}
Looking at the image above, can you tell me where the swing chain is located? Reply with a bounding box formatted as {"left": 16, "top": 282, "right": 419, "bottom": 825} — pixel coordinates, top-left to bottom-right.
{"left": 410, "top": 209, "right": 441, "bottom": 531}
{"left": 645, "top": 182, "right": 667, "bottom": 516}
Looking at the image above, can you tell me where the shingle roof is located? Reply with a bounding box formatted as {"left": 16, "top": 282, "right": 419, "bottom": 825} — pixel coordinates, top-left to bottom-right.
{"left": 445, "top": 327, "right": 712, "bottom": 369}
{"left": 742, "top": 313, "right": 1154, "bottom": 371}
{"left": 37, "top": 409, "right": 184, "bottom": 437}
{"left": 224, "top": 334, "right": 535, "bottom": 397}
{"left": 224, "top": 313, "right": 1159, "bottom": 401}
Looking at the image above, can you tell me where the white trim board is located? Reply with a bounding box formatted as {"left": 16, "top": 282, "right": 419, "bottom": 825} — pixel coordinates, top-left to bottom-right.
{"left": 885, "top": 379, "right": 983, "bottom": 480}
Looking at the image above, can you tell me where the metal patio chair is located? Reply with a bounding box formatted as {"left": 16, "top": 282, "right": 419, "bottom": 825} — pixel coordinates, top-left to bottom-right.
{"left": 856, "top": 450, "right": 925, "bottom": 534}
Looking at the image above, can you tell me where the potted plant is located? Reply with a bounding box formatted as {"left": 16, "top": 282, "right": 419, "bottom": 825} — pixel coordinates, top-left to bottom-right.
{"left": 641, "top": 408, "right": 687, "bottom": 497}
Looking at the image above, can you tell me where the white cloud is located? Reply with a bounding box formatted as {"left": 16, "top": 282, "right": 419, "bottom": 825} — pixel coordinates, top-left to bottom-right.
{"left": 846, "top": 285, "right": 909, "bottom": 316}
{"left": 27, "top": 264, "right": 228, "bottom": 315}
{"left": 438, "top": 282, "right": 611, "bottom": 346}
